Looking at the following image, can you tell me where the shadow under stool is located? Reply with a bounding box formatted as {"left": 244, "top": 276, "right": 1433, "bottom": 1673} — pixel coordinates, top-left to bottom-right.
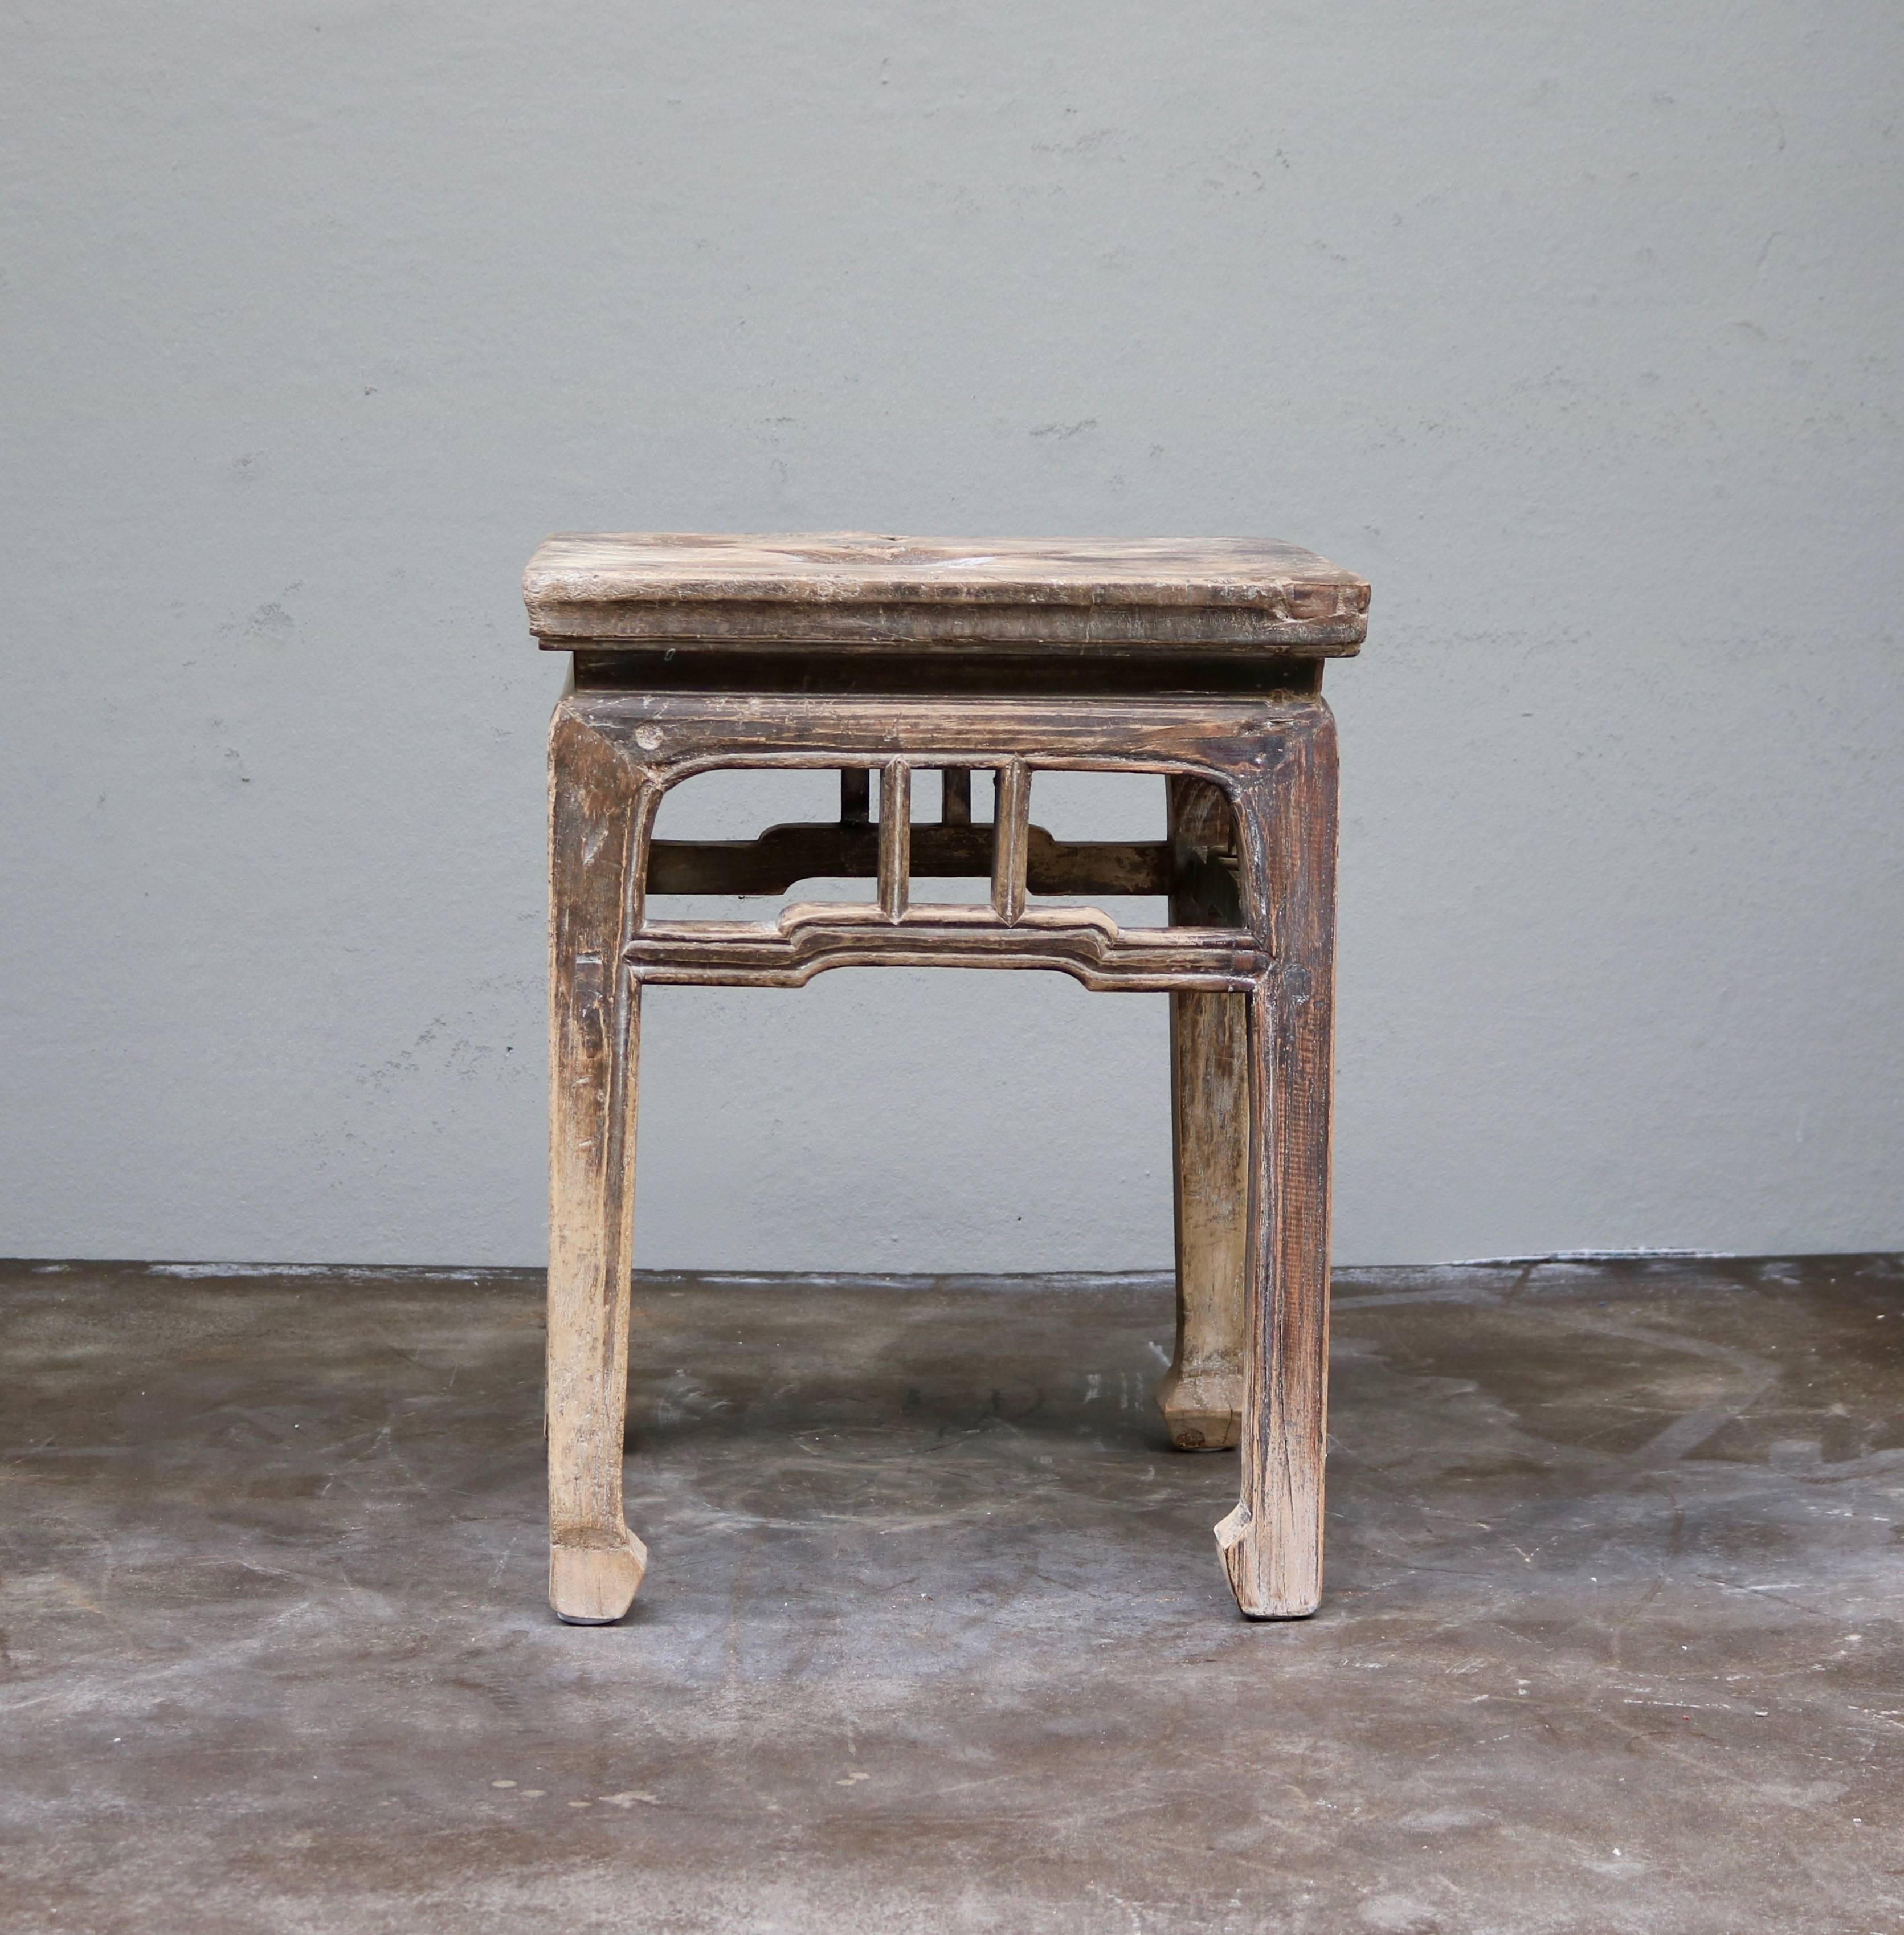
{"left": 522, "top": 532, "right": 1371, "bottom": 1624}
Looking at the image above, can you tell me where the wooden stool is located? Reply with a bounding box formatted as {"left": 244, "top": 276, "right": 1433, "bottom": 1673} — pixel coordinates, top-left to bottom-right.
{"left": 524, "top": 534, "right": 1370, "bottom": 1624}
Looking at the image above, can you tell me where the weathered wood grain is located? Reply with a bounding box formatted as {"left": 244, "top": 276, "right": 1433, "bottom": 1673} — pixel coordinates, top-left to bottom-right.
{"left": 1160, "top": 776, "right": 1250, "bottom": 1454}
{"left": 991, "top": 760, "right": 1030, "bottom": 924}
{"left": 526, "top": 533, "right": 1370, "bottom": 652}
{"left": 877, "top": 762, "right": 911, "bottom": 920}
{"left": 551, "top": 688, "right": 1316, "bottom": 772}
{"left": 536, "top": 533, "right": 1360, "bottom": 1626}
{"left": 1215, "top": 711, "right": 1339, "bottom": 1618}
{"left": 627, "top": 901, "right": 1264, "bottom": 994}
{"left": 546, "top": 709, "right": 653, "bottom": 1624}
{"left": 1162, "top": 990, "right": 1250, "bottom": 1451}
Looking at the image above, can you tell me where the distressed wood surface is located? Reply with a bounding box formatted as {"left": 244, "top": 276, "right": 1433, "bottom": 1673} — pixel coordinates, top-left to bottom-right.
{"left": 559, "top": 687, "right": 1318, "bottom": 771}
{"left": 1216, "top": 711, "right": 1339, "bottom": 1618}
{"left": 538, "top": 539, "right": 1358, "bottom": 1626}
{"left": 545, "top": 711, "right": 653, "bottom": 1624}
{"left": 526, "top": 533, "right": 1369, "bottom": 652}
{"left": 877, "top": 762, "right": 911, "bottom": 919}
{"left": 1159, "top": 777, "right": 1250, "bottom": 1454}
{"left": 629, "top": 903, "right": 1264, "bottom": 994}
{"left": 991, "top": 760, "right": 1030, "bottom": 923}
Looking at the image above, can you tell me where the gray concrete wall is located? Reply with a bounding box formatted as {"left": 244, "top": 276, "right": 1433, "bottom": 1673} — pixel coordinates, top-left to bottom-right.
{"left": 3, "top": 2, "right": 1899, "bottom": 1270}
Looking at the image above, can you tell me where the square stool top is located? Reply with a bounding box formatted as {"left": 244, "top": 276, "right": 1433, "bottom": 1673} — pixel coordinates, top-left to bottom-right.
{"left": 524, "top": 532, "right": 1369, "bottom": 655}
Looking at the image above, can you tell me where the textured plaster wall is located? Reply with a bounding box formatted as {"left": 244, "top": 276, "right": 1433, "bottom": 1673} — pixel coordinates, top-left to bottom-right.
{"left": 2, "top": 2, "right": 1899, "bottom": 1269}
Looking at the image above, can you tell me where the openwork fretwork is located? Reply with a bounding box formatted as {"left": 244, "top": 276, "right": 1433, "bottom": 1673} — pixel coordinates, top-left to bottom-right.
{"left": 633, "top": 757, "right": 1260, "bottom": 992}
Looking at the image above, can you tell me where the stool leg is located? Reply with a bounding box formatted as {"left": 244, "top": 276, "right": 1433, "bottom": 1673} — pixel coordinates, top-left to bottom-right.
{"left": 1216, "top": 713, "right": 1338, "bottom": 1618}
{"left": 1160, "top": 987, "right": 1248, "bottom": 1450}
{"left": 546, "top": 707, "right": 652, "bottom": 1623}
{"left": 1161, "top": 773, "right": 1247, "bottom": 1451}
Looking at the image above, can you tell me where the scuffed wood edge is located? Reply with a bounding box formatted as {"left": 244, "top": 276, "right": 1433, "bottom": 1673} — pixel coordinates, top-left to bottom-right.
{"left": 1219, "top": 705, "right": 1338, "bottom": 1618}
{"left": 528, "top": 598, "right": 1365, "bottom": 652}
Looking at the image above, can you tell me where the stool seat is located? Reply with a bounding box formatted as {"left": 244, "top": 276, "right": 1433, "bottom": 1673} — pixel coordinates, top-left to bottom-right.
{"left": 524, "top": 532, "right": 1370, "bottom": 654}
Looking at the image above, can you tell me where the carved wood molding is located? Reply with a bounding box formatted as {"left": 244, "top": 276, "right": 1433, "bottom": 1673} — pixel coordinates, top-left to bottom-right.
{"left": 627, "top": 901, "right": 1268, "bottom": 994}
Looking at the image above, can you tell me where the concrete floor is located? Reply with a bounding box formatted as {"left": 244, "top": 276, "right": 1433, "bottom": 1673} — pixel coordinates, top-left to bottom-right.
{"left": 3, "top": 1257, "right": 1903, "bottom": 1933}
